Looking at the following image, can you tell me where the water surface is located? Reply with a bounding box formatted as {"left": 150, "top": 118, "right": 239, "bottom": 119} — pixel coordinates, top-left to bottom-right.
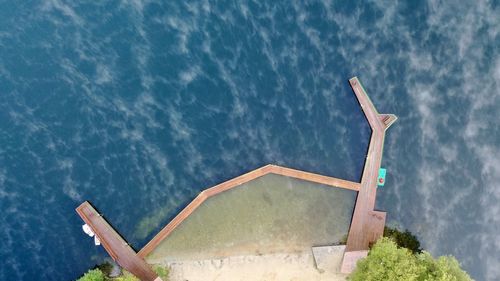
{"left": 0, "top": 1, "right": 498, "bottom": 280}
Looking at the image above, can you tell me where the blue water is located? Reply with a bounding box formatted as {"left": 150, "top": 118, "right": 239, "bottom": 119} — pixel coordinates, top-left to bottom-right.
{"left": 0, "top": 1, "right": 498, "bottom": 280}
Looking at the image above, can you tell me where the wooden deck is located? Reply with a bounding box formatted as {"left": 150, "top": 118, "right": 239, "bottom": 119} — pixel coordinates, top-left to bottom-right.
{"left": 76, "top": 202, "right": 161, "bottom": 281}
{"left": 341, "top": 77, "right": 396, "bottom": 272}
{"left": 138, "top": 164, "right": 360, "bottom": 258}
{"left": 76, "top": 76, "right": 395, "bottom": 278}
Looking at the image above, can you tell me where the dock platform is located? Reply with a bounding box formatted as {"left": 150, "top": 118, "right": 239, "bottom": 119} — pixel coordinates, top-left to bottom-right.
{"left": 341, "top": 77, "right": 396, "bottom": 272}
{"left": 76, "top": 202, "right": 161, "bottom": 281}
{"left": 75, "top": 76, "right": 396, "bottom": 278}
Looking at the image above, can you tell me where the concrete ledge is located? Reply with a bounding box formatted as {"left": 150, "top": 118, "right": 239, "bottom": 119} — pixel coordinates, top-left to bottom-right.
{"left": 312, "top": 245, "right": 346, "bottom": 273}
{"left": 340, "top": 250, "right": 368, "bottom": 274}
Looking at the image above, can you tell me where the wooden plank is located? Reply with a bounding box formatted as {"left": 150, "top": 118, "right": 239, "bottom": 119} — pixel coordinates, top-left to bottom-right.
{"left": 366, "top": 211, "right": 386, "bottom": 246}
{"left": 203, "top": 165, "right": 271, "bottom": 197}
{"left": 138, "top": 192, "right": 209, "bottom": 258}
{"left": 379, "top": 114, "right": 397, "bottom": 129}
{"left": 78, "top": 77, "right": 394, "bottom": 277}
{"left": 268, "top": 165, "right": 360, "bottom": 191}
{"left": 342, "top": 77, "right": 396, "bottom": 272}
{"left": 76, "top": 202, "right": 160, "bottom": 281}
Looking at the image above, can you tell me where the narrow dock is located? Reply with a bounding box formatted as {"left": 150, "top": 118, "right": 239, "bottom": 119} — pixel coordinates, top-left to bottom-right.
{"left": 341, "top": 77, "right": 396, "bottom": 273}
{"left": 76, "top": 202, "right": 161, "bottom": 281}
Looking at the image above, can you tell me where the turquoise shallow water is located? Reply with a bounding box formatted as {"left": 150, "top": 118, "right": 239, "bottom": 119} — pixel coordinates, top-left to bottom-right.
{"left": 0, "top": 1, "right": 499, "bottom": 280}
{"left": 146, "top": 174, "right": 357, "bottom": 262}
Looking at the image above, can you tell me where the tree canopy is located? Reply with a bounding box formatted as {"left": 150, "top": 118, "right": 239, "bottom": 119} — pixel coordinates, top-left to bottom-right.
{"left": 348, "top": 238, "right": 472, "bottom": 281}
{"left": 76, "top": 269, "right": 105, "bottom": 281}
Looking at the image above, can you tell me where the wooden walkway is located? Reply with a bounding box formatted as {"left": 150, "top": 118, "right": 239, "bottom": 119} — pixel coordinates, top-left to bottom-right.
{"left": 76, "top": 202, "right": 161, "bottom": 281}
{"left": 138, "top": 164, "right": 360, "bottom": 258}
{"left": 76, "top": 77, "right": 395, "bottom": 278}
{"left": 341, "top": 77, "right": 396, "bottom": 273}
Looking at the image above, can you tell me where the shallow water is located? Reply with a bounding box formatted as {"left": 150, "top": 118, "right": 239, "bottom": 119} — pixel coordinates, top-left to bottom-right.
{"left": 146, "top": 174, "right": 356, "bottom": 262}
{"left": 0, "top": 1, "right": 499, "bottom": 280}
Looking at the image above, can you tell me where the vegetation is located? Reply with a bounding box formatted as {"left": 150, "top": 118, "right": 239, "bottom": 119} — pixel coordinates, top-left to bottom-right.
{"left": 76, "top": 264, "right": 169, "bottom": 281}
{"left": 114, "top": 271, "right": 138, "bottom": 281}
{"left": 384, "top": 226, "right": 422, "bottom": 253}
{"left": 96, "top": 262, "right": 113, "bottom": 277}
{"left": 339, "top": 233, "right": 348, "bottom": 245}
{"left": 76, "top": 269, "right": 106, "bottom": 281}
{"left": 153, "top": 265, "right": 170, "bottom": 280}
{"left": 348, "top": 238, "right": 472, "bottom": 281}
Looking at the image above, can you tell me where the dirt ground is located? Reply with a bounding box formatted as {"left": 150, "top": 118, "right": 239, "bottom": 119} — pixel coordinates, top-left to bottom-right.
{"left": 162, "top": 250, "right": 347, "bottom": 281}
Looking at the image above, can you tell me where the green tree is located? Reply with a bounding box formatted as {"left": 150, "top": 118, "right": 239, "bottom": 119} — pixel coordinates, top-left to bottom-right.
{"left": 76, "top": 268, "right": 105, "bottom": 281}
{"left": 348, "top": 238, "right": 472, "bottom": 281}
{"left": 417, "top": 252, "right": 473, "bottom": 281}
{"left": 349, "top": 237, "right": 424, "bottom": 281}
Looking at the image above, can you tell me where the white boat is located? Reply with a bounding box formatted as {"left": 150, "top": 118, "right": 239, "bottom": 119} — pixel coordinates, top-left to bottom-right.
{"left": 94, "top": 235, "right": 101, "bottom": 246}
{"left": 82, "top": 224, "right": 94, "bottom": 237}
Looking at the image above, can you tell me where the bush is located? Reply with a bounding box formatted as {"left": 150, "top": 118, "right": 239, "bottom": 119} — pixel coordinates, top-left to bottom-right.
{"left": 114, "top": 272, "right": 138, "bottom": 281}
{"left": 153, "top": 265, "right": 170, "bottom": 280}
{"left": 418, "top": 253, "right": 473, "bottom": 281}
{"left": 348, "top": 238, "right": 472, "bottom": 281}
{"left": 349, "top": 237, "right": 423, "bottom": 281}
{"left": 384, "top": 226, "right": 422, "bottom": 253}
{"left": 76, "top": 269, "right": 106, "bottom": 281}
{"left": 77, "top": 264, "right": 169, "bottom": 281}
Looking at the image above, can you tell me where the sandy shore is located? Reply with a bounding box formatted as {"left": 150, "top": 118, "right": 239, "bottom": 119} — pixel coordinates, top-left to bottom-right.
{"left": 160, "top": 248, "right": 347, "bottom": 281}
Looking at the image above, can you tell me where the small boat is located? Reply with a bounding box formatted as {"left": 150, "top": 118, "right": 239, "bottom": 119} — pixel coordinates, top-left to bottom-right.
{"left": 82, "top": 224, "right": 95, "bottom": 237}
{"left": 94, "top": 235, "right": 101, "bottom": 246}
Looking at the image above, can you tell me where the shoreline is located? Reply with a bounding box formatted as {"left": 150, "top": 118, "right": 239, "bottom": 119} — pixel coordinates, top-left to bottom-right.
{"left": 160, "top": 249, "right": 347, "bottom": 281}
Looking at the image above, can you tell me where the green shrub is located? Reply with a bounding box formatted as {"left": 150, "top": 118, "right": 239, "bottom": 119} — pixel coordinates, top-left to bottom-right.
{"left": 76, "top": 268, "right": 106, "bottom": 281}
{"left": 417, "top": 253, "right": 473, "bottom": 281}
{"left": 78, "top": 263, "right": 169, "bottom": 281}
{"left": 348, "top": 238, "right": 472, "bottom": 281}
{"left": 153, "top": 265, "right": 170, "bottom": 280}
{"left": 114, "top": 271, "right": 139, "bottom": 281}
{"left": 349, "top": 237, "right": 423, "bottom": 281}
{"left": 339, "top": 234, "right": 348, "bottom": 245}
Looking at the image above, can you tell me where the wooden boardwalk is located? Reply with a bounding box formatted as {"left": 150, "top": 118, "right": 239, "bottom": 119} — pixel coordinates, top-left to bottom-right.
{"left": 76, "top": 202, "right": 161, "bottom": 281}
{"left": 138, "top": 164, "right": 360, "bottom": 258}
{"left": 76, "top": 77, "right": 395, "bottom": 278}
{"left": 341, "top": 77, "right": 396, "bottom": 273}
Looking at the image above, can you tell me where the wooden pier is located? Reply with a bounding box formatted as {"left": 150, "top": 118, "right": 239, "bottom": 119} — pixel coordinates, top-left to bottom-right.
{"left": 76, "top": 76, "right": 395, "bottom": 278}
{"left": 76, "top": 202, "right": 161, "bottom": 281}
{"left": 341, "top": 77, "right": 396, "bottom": 273}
